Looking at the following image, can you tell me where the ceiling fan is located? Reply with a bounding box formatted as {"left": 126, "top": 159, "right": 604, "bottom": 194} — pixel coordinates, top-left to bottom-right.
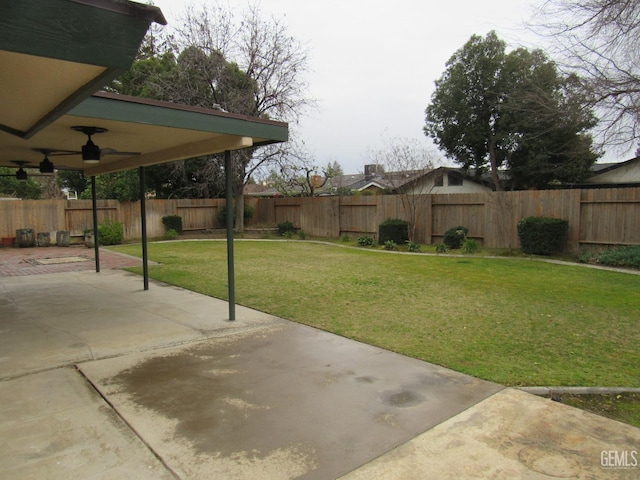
{"left": 32, "top": 148, "right": 79, "bottom": 174}
{"left": 0, "top": 149, "right": 83, "bottom": 180}
{"left": 72, "top": 126, "right": 140, "bottom": 164}
{"left": 0, "top": 160, "right": 50, "bottom": 180}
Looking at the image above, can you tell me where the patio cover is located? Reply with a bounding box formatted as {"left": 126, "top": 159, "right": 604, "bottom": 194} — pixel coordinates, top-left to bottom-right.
{"left": 0, "top": 0, "right": 289, "bottom": 320}
{"left": 0, "top": 91, "right": 288, "bottom": 174}
{"left": 0, "top": 0, "right": 288, "bottom": 174}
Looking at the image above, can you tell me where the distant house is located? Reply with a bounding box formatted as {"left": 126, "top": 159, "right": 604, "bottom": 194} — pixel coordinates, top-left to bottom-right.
{"left": 400, "top": 166, "right": 493, "bottom": 194}
{"left": 248, "top": 164, "right": 495, "bottom": 198}
{"left": 322, "top": 164, "right": 493, "bottom": 196}
{"left": 321, "top": 164, "right": 393, "bottom": 195}
{"left": 580, "top": 156, "right": 640, "bottom": 187}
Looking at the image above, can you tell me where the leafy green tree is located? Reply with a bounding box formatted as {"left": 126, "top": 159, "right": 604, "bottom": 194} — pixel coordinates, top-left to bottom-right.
{"left": 57, "top": 170, "right": 88, "bottom": 197}
{"left": 0, "top": 168, "right": 42, "bottom": 199}
{"left": 79, "top": 171, "right": 140, "bottom": 201}
{"left": 111, "top": 52, "right": 177, "bottom": 100}
{"left": 424, "top": 31, "right": 599, "bottom": 190}
{"left": 500, "top": 50, "right": 599, "bottom": 189}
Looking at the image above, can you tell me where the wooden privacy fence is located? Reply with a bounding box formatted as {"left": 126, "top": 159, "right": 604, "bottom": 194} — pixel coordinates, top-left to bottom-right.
{"left": 259, "top": 187, "right": 640, "bottom": 250}
{"left": 0, "top": 199, "right": 226, "bottom": 243}
{"left": 1, "top": 188, "right": 639, "bottom": 250}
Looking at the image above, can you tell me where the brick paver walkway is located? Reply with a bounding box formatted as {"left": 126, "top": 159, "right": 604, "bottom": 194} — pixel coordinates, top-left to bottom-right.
{"left": 0, "top": 245, "right": 144, "bottom": 276}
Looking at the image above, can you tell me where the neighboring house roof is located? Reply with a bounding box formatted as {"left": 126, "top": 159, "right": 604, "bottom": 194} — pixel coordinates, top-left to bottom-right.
{"left": 414, "top": 166, "right": 494, "bottom": 187}
{"left": 324, "top": 174, "right": 393, "bottom": 193}
{"left": 243, "top": 184, "right": 282, "bottom": 197}
{"left": 577, "top": 156, "right": 640, "bottom": 188}
{"left": 317, "top": 165, "right": 493, "bottom": 195}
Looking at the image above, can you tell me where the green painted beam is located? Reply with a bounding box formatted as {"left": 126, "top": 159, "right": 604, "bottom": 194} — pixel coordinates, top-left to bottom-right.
{"left": 69, "top": 94, "right": 289, "bottom": 143}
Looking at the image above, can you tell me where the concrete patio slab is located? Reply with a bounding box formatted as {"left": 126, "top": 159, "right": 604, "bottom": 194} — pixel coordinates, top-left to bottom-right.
{"left": 0, "top": 367, "right": 174, "bottom": 480}
{"left": 79, "top": 322, "right": 504, "bottom": 480}
{"left": 0, "top": 269, "right": 283, "bottom": 379}
{"left": 339, "top": 387, "right": 640, "bottom": 479}
{"left": 1, "top": 252, "right": 639, "bottom": 479}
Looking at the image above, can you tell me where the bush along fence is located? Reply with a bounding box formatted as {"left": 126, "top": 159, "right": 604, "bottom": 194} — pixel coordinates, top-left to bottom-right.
{"left": 1, "top": 187, "right": 639, "bottom": 251}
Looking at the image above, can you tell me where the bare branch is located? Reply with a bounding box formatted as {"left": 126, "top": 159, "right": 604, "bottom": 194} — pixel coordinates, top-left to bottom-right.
{"left": 532, "top": 0, "right": 640, "bottom": 152}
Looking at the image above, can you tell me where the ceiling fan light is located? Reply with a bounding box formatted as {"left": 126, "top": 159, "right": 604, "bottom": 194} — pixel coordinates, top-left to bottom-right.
{"left": 82, "top": 139, "right": 101, "bottom": 163}
{"left": 16, "top": 168, "right": 27, "bottom": 181}
{"left": 39, "top": 156, "right": 54, "bottom": 174}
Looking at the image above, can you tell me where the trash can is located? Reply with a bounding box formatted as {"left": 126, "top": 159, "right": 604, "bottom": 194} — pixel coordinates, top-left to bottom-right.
{"left": 37, "top": 232, "right": 51, "bottom": 247}
{"left": 56, "top": 230, "right": 70, "bottom": 247}
{"left": 16, "top": 228, "right": 36, "bottom": 248}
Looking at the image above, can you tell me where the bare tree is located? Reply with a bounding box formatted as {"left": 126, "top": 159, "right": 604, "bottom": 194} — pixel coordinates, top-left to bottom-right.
{"left": 151, "top": 2, "right": 316, "bottom": 230}
{"left": 266, "top": 138, "right": 340, "bottom": 197}
{"left": 533, "top": 0, "right": 640, "bottom": 154}
{"left": 367, "top": 136, "right": 441, "bottom": 241}
{"left": 176, "top": 3, "right": 315, "bottom": 121}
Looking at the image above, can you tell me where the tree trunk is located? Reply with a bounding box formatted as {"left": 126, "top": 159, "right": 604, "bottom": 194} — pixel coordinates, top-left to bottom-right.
{"left": 234, "top": 193, "right": 244, "bottom": 233}
{"left": 488, "top": 139, "right": 503, "bottom": 191}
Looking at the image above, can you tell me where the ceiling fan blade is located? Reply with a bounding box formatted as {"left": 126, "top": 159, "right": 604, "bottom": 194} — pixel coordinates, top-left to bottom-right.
{"left": 48, "top": 150, "right": 82, "bottom": 156}
{"left": 100, "top": 148, "right": 141, "bottom": 156}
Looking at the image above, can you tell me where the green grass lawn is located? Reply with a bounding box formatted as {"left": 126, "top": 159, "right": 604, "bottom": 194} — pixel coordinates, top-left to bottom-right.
{"left": 111, "top": 240, "right": 640, "bottom": 388}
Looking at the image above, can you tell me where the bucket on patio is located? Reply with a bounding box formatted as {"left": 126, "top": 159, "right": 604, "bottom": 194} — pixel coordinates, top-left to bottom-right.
{"left": 84, "top": 233, "right": 95, "bottom": 249}
{"left": 16, "top": 228, "right": 36, "bottom": 248}
{"left": 1, "top": 236, "right": 15, "bottom": 248}
{"left": 37, "top": 232, "right": 51, "bottom": 247}
{"left": 56, "top": 230, "right": 70, "bottom": 247}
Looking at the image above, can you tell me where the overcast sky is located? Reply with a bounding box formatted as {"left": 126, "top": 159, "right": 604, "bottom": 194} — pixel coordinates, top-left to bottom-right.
{"left": 148, "top": 0, "right": 546, "bottom": 173}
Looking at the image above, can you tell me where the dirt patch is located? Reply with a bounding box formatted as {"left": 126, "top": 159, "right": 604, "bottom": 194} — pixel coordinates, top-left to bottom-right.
{"left": 548, "top": 393, "right": 640, "bottom": 428}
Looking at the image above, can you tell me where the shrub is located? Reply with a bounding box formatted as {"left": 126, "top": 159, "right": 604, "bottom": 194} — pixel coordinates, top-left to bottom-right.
{"left": 435, "top": 243, "right": 449, "bottom": 253}
{"left": 217, "top": 203, "right": 255, "bottom": 227}
{"left": 443, "top": 226, "right": 468, "bottom": 249}
{"left": 378, "top": 218, "right": 409, "bottom": 245}
{"left": 357, "top": 235, "right": 375, "bottom": 247}
{"left": 284, "top": 229, "right": 295, "bottom": 239}
{"left": 461, "top": 238, "right": 479, "bottom": 254}
{"left": 578, "top": 249, "right": 597, "bottom": 264}
{"left": 587, "top": 245, "right": 640, "bottom": 269}
{"left": 161, "top": 215, "right": 182, "bottom": 234}
{"left": 340, "top": 234, "right": 351, "bottom": 243}
{"left": 406, "top": 240, "right": 421, "bottom": 252}
{"left": 98, "top": 219, "right": 123, "bottom": 245}
{"left": 384, "top": 240, "right": 397, "bottom": 250}
{"left": 277, "top": 221, "right": 295, "bottom": 236}
{"left": 297, "top": 230, "right": 307, "bottom": 240}
{"left": 517, "top": 216, "right": 568, "bottom": 255}
{"left": 164, "top": 228, "right": 179, "bottom": 240}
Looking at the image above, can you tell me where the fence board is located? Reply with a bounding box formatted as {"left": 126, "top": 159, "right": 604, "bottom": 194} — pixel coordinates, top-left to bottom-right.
{"left": 273, "top": 198, "right": 301, "bottom": 228}
{"left": 580, "top": 188, "right": 640, "bottom": 246}
{"left": 64, "top": 200, "right": 119, "bottom": 236}
{"left": 338, "top": 196, "right": 378, "bottom": 238}
{"left": 301, "top": 197, "right": 340, "bottom": 237}
{"left": 431, "top": 193, "right": 487, "bottom": 244}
